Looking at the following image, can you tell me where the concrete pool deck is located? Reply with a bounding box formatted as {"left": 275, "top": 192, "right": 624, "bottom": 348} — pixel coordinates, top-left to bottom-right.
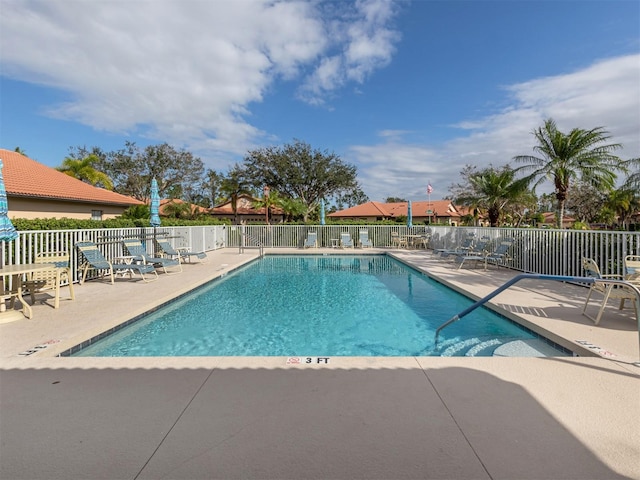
{"left": 1, "top": 248, "right": 638, "bottom": 479}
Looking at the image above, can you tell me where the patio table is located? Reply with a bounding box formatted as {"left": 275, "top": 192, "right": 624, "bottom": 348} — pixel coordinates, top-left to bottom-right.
{"left": 0, "top": 263, "right": 57, "bottom": 319}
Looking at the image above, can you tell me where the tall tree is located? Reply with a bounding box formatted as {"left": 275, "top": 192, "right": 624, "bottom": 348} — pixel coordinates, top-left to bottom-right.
{"left": 565, "top": 181, "right": 607, "bottom": 224}
{"left": 514, "top": 118, "right": 623, "bottom": 228}
{"left": 335, "top": 185, "right": 369, "bottom": 210}
{"left": 242, "top": 140, "right": 360, "bottom": 221}
{"left": 102, "top": 142, "right": 204, "bottom": 202}
{"left": 454, "top": 165, "right": 530, "bottom": 227}
{"left": 56, "top": 154, "right": 114, "bottom": 190}
{"left": 202, "top": 169, "right": 225, "bottom": 207}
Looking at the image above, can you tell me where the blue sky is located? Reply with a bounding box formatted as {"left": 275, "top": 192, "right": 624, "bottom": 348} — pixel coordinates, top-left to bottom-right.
{"left": 1, "top": 0, "right": 638, "bottom": 202}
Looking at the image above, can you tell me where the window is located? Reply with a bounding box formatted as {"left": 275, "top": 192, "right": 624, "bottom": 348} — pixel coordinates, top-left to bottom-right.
{"left": 91, "top": 210, "right": 103, "bottom": 221}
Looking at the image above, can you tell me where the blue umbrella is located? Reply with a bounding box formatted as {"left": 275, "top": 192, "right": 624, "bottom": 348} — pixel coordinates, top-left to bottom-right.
{"left": 0, "top": 159, "right": 18, "bottom": 243}
{"left": 407, "top": 200, "right": 413, "bottom": 227}
{"left": 320, "top": 199, "right": 325, "bottom": 225}
{"left": 150, "top": 178, "right": 161, "bottom": 227}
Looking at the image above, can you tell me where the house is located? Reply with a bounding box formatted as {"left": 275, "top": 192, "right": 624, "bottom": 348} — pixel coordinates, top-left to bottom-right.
{"left": 1, "top": 148, "right": 143, "bottom": 220}
{"left": 540, "top": 212, "right": 575, "bottom": 228}
{"left": 209, "top": 194, "right": 285, "bottom": 223}
{"left": 328, "top": 200, "right": 465, "bottom": 225}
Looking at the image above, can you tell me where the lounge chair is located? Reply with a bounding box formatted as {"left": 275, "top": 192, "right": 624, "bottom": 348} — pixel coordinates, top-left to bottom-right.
{"left": 434, "top": 233, "right": 476, "bottom": 260}
{"left": 156, "top": 238, "right": 207, "bottom": 263}
{"left": 581, "top": 257, "right": 638, "bottom": 325}
{"left": 76, "top": 242, "right": 158, "bottom": 284}
{"left": 454, "top": 237, "right": 492, "bottom": 270}
{"left": 456, "top": 239, "right": 512, "bottom": 270}
{"left": 303, "top": 232, "right": 318, "bottom": 249}
{"left": 624, "top": 255, "right": 640, "bottom": 284}
{"left": 359, "top": 230, "right": 373, "bottom": 248}
{"left": 122, "top": 239, "right": 182, "bottom": 275}
{"left": 340, "top": 232, "right": 354, "bottom": 248}
{"left": 23, "top": 251, "right": 75, "bottom": 308}
{"left": 484, "top": 240, "right": 513, "bottom": 269}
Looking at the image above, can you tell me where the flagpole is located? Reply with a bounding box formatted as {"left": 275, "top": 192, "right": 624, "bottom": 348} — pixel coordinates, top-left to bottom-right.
{"left": 427, "top": 180, "right": 432, "bottom": 225}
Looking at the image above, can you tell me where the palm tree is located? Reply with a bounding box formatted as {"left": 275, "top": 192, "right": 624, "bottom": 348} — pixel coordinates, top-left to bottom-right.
{"left": 621, "top": 157, "right": 640, "bottom": 190}
{"left": 455, "top": 166, "right": 530, "bottom": 227}
{"left": 278, "top": 196, "right": 307, "bottom": 222}
{"left": 219, "top": 165, "right": 253, "bottom": 224}
{"left": 57, "top": 154, "right": 114, "bottom": 190}
{"left": 605, "top": 187, "right": 640, "bottom": 229}
{"left": 514, "top": 118, "right": 623, "bottom": 228}
{"left": 252, "top": 189, "right": 283, "bottom": 224}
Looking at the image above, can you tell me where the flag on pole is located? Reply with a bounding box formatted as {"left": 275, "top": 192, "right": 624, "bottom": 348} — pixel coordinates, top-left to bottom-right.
{"left": 427, "top": 184, "right": 433, "bottom": 194}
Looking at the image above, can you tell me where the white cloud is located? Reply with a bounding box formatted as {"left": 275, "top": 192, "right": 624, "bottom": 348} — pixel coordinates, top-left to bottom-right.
{"left": 350, "top": 54, "right": 640, "bottom": 202}
{"left": 297, "top": 0, "right": 400, "bottom": 103}
{"left": 0, "top": 0, "right": 399, "bottom": 157}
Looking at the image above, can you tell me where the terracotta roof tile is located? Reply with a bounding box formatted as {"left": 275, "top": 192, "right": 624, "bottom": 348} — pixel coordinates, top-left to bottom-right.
{"left": 329, "top": 200, "right": 461, "bottom": 218}
{"left": 159, "top": 199, "right": 210, "bottom": 215}
{"left": 0, "top": 149, "right": 143, "bottom": 206}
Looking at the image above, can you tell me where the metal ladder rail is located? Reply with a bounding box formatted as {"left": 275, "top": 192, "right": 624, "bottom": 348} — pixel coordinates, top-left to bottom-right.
{"left": 434, "top": 274, "right": 640, "bottom": 364}
{"left": 239, "top": 232, "right": 264, "bottom": 257}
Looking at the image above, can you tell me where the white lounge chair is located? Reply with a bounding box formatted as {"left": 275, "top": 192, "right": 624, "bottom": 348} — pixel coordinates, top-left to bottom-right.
{"left": 359, "top": 230, "right": 373, "bottom": 248}
{"left": 303, "top": 232, "right": 318, "bottom": 248}
{"left": 581, "top": 257, "right": 638, "bottom": 325}
{"left": 624, "top": 255, "right": 640, "bottom": 284}
{"left": 340, "top": 232, "right": 354, "bottom": 248}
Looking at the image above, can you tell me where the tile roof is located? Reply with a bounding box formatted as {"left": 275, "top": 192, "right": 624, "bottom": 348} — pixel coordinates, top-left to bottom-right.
{"left": 329, "top": 200, "right": 462, "bottom": 218}
{"left": 0, "top": 149, "right": 143, "bottom": 206}
{"left": 159, "top": 199, "right": 209, "bottom": 215}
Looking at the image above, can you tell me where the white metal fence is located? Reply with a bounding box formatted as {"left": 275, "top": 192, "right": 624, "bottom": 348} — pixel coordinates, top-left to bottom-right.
{"left": 2, "top": 224, "right": 639, "bottom": 284}
{"left": 1, "top": 225, "right": 227, "bottom": 284}
{"left": 230, "top": 224, "right": 640, "bottom": 278}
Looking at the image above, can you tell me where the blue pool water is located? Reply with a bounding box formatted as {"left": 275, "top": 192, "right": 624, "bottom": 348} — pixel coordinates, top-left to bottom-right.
{"left": 75, "top": 255, "right": 561, "bottom": 357}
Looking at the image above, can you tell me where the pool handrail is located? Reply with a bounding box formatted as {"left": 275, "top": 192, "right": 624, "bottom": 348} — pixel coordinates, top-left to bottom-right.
{"left": 239, "top": 231, "right": 264, "bottom": 257}
{"left": 434, "top": 274, "right": 640, "bottom": 365}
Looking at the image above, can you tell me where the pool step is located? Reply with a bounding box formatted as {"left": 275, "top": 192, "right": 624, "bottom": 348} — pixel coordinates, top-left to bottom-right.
{"left": 493, "top": 339, "right": 567, "bottom": 357}
{"left": 436, "top": 336, "right": 566, "bottom": 357}
{"left": 438, "top": 336, "right": 504, "bottom": 357}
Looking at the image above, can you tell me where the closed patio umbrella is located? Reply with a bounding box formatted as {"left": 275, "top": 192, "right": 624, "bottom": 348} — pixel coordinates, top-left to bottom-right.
{"left": 150, "top": 178, "right": 161, "bottom": 228}
{"left": 407, "top": 200, "right": 413, "bottom": 228}
{"left": 150, "top": 178, "right": 161, "bottom": 255}
{"left": 320, "top": 199, "right": 325, "bottom": 225}
{"left": 0, "top": 159, "right": 18, "bottom": 312}
{"left": 0, "top": 159, "right": 18, "bottom": 244}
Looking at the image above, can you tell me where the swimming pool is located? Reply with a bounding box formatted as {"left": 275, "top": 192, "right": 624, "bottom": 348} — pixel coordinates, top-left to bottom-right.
{"left": 74, "top": 255, "right": 568, "bottom": 357}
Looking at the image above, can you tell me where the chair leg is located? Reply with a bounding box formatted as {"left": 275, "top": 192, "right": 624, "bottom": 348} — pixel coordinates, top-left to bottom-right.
{"left": 594, "top": 285, "right": 614, "bottom": 326}
{"left": 54, "top": 271, "right": 60, "bottom": 309}
{"left": 66, "top": 270, "right": 75, "bottom": 301}
{"left": 582, "top": 288, "right": 594, "bottom": 315}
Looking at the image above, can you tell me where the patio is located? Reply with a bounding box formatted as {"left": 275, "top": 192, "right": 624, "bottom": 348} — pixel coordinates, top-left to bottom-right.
{"left": 0, "top": 248, "right": 638, "bottom": 479}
